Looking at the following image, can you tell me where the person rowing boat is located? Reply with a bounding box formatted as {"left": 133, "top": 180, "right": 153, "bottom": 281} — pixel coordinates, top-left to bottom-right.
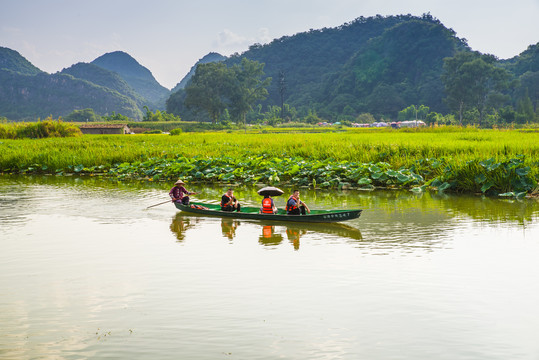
{"left": 169, "top": 179, "right": 197, "bottom": 205}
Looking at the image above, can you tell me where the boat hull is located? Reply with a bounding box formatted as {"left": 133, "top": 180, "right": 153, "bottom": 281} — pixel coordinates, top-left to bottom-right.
{"left": 175, "top": 202, "right": 362, "bottom": 223}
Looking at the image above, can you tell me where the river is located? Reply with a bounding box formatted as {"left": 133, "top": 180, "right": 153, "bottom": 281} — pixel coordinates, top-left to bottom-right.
{"left": 1, "top": 175, "right": 538, "bottom": 360}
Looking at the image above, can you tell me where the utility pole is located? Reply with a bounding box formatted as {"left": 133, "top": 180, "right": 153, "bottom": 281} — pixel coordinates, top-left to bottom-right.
{"left": 279, "top": 70, "right": 286, "bottom": 121}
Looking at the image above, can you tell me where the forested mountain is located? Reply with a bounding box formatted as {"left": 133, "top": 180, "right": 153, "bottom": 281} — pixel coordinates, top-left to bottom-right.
{"left": 316, "top": 19, "right": 467, "bottom": 116}
{"left": 170, "top": 52, "right": 226, "bottom": 93}
{"left": 0, "top": 47, "right": 42, "bottom": 75}
{"left": 501, "top": 43, "right": 539, "bottom": 76}
{"left": 221, "top": 14, "right": 468, "bottom": 119}
{"left": 91, "top": 51, "right": 170, "bottom": 109}
{"left": 60, "top": 62, "right": 149, "bottom": 109}
{"left": 0, "top": 70, "right": 142, "bottom": 120}
{"left": 0, "top": 48, "right": 143, "bottom": 120}
{"left": 166, "top": 14, "right": 472, "bottom": 120}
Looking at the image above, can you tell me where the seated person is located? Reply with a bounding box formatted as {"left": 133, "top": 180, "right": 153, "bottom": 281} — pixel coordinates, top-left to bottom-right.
{"left": 221, "top": 188, "right": 241, "bottom": 212}
{"left": 260, "top": 195, "right": 277, "bottom": 214}
{"left": 169, "top": 179, "right": 196, "bottom": 205}
{"left": 286, "top": 189, "right": 310, "bottom": 215}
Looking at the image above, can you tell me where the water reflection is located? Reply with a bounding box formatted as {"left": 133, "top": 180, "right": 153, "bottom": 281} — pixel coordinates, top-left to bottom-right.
{"left": 169, "top": 212, "right": 363, "bottom": 250}
{"left": 258, "top": 225, "right": 283, "bottom": 246}
{"left": 169, "top": 214, "right": 201, "bottom": 242}
{"left": 221, "top": 218, "right": 240, "bottom": 240}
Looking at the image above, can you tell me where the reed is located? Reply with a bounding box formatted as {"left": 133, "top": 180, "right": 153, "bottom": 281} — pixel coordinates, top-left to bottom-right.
{"left": 1, "top": 129, "right": 537, "bottom": 195}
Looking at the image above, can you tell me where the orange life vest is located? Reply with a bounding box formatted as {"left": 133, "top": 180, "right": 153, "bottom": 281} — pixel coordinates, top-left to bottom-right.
{"left": 286, "top": 195, "right": 299, "bottom": 212}
{"left": 263, "top": 225, "right": 273, "bottom": 237}
{"left": 262, "top": 197, "right": 274, "bottom": 214}
{"left": 221, "top": 194, "right": 231, "bottom": 207}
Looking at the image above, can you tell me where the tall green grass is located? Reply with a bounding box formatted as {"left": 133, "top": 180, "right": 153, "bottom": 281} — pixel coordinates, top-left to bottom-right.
{"left": 1, "top": 129, "right": 538, "bottom": 194}
{"left": 0, "top": 117, "right": 81, "bottom": 139}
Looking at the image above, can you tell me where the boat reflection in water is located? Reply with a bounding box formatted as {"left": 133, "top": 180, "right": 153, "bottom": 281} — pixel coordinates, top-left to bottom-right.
{"left": 258, "top": 225, "right": 284, "bottom": 246}
{"left": 221, "top": 218, "right": 240, "bottom": 240}
{"left": 169, "top": 213, "right": 362, "bottom": 249}
{"left": 169, "top": 214, "right": 202, "bottom": 242}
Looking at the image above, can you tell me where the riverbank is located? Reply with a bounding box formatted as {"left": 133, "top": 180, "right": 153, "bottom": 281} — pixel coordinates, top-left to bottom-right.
{"left": 1, "top": 129, "right": 538, "bottom": 196}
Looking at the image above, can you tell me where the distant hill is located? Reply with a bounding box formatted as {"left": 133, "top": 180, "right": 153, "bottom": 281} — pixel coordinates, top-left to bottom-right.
{"left": 0, "top": 70, "right": 142, "bottom": 120}
{"left": 170, "top": 52, "right": 226, "bottom": 93}
{"left": 0, "top": 47, "right": 42, "bottom": 75}
{"left": 60, "top": 62, "right": 149, "bottom": 109}
{"left": 213, "top": 14, "right": 469, "bottom": 119}
{"left": 316, "top": 19, "right": 467, "bottom": 115}
{"left": 92, "top": 51, "right": 170, "bottom": 109}
{"left": 500, "top": 43, "right": 539, "bottom": 76}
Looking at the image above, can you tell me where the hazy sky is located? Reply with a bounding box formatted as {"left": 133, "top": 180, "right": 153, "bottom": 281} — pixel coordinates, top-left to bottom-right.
{"left": 2, "top": 0, "right": 538, "bottom": 89}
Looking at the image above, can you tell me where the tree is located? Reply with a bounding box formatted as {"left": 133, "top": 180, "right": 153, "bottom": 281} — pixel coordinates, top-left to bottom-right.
{"left": 442, "top": 52, "right": 511, "bottom": 126}
{"left": 64, "top": 108, "right": 101, "bottom": 122}
{"left": 398, "top": 104, "right": 430, "bottom": 121}
{"left": 228, "top": 59, "right": 271, "bottom": 124}
{"left": 102, "top": 111, "right": 130, "bottom": 122}
{"left": 184, "top": 62, "right": 232, "bottom": 124}
{"left": 517, "top": 71, "right": 539, "bottom": 113}
{"left": 516, "top": 89, "right": 536, "bottom": 123}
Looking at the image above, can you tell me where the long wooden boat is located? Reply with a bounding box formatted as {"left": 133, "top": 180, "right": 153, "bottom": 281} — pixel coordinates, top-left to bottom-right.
{"left": 175, "top": 201, "right": 362, "bottom": 223}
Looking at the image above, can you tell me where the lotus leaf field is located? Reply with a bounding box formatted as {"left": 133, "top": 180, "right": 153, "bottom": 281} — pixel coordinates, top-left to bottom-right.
{"left": 1, "top": 129, "right": 538, "bottom": 197}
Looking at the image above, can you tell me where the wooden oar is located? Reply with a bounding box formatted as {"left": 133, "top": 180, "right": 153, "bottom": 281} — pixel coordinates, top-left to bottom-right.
{"left": 146, "top": 199, "right": 172, "bottom": 209}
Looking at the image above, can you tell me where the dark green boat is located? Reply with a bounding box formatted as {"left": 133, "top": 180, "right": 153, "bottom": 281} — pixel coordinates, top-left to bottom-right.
{"left": 175, "top": 201, "right": 362, "bottom": 223}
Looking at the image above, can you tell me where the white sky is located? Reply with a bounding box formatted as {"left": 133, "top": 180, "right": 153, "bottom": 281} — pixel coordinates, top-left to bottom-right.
{"left": 1, "top": 0, "right": 538, "bottom": 89}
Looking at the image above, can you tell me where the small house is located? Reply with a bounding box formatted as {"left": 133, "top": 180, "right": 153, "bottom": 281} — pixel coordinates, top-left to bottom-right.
{"left": 79, "top": 124, "right": 131, "bottom": 135}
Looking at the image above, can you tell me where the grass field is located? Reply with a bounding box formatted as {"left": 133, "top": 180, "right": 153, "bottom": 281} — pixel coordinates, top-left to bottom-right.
{"left": 1, "top": 128, "right": 538, "bottom": 195}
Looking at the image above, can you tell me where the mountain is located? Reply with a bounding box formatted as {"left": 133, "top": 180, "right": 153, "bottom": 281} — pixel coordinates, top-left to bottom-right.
{"left": 316, "top": 19, "right": 467, "bottom": 116}
{"left": 60, "top": 62, "right": 149, "bottom": 109}
{"left": 0, "top": 70, "right": 143, "bottom": 120}
{"left": 500, "top": 43, "right": 539, "bottom": 76}
{"left": 91, "top": 51, "right": 170, "bottom": 109}
{"left": 217, "top": 14, "right": 468, "bottom": 119}
{"left": 170, "top": 52, "right": 226, "bottom": 93}
{"left": 0, "top": 47, "right": 42, "bottom": 75}
{"left": 167, "top": 14, "right": 470, "bottom": 120}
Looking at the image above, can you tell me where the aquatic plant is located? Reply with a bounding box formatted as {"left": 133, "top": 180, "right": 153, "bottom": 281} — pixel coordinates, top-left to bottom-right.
{"left": 0, "top": 130, "right": 537, "bottom": 196}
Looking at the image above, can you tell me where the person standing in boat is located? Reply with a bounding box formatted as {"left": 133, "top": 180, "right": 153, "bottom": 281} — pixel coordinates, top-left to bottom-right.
{"left": 286, "top": 189, "right": 310, "bottom": 215}
{"left": 169, "top": 179, "right": 196, "bottom": 205}
{"left": 221, "top": 188, "right": 241, "bottom": 212}
{"left": 260, "top": 194, "right": 278, "bottom": 214}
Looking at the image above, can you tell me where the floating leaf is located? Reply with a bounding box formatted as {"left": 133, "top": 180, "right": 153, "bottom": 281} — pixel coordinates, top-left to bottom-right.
{"left": 516, "top": 167, "right": 530, "bottom": 176}
{"left": 516, "top": 192, "right": 527, "bottom": 199}
{"left": 474, "top": 174, "right": 487, "bottom": 184}
{"left": 357, "top": 177, "right": 372, "bottom": 185}
{"left": 498, "top": 192, "right": 515, "bottom": 197}
{"left": 396, "top": 174, "right": 411, "bottom": 183}
{"left": 480, "top": 181, "right": 493, "bottom": 193}
{"left": 438, "top": 182, "right": 451, "bottom": 191}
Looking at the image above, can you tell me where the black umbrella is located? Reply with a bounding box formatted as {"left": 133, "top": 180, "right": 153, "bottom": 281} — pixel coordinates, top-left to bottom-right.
{"left": 257, "top": 186, "right": 284, "bottom": 197}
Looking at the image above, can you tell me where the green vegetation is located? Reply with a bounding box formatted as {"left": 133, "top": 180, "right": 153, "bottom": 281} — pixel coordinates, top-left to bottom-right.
{"left": 0, "top": 117, "right": 82, "bottom": 139}
{"left": 0, "top": 129, "right": 537, "bottom": 196}
{"left": 0, "top": 46, "right": 42, "bottom": 75}
{"left": 91, "top": 51, "right": 170, "bottom": 109}
{"left": 3, "top": 16, "right": 537, "bottom": 127}
{"left": 184, "top": 59, "right": 270, "bottom": 124}
{"left": 64, "top": 108, "right": 102, "bottom": 122}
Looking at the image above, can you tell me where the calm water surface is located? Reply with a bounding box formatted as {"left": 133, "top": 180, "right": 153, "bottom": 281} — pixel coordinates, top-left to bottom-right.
{"left": 1, "top": 175, "right": 538, "bottom": 360}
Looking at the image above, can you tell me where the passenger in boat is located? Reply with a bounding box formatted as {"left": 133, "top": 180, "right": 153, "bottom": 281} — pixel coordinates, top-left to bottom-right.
{"left": 169, "top": 179, "right": 196, "bottom": 205}
{"left": 260, "top": 194, "right": 277, "bottom": 214}
{"left": 221, "top": 188, "right": 241, "bottom": 212}
{"left": 286, "top": 189, "right": 310, "bottom": 215}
